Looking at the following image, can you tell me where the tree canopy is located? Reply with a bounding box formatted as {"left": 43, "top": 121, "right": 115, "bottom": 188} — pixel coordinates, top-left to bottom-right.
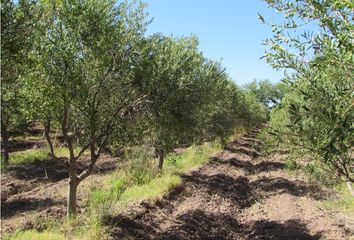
{"left": 261, "top": 0, "right": 354, "bottom": 182}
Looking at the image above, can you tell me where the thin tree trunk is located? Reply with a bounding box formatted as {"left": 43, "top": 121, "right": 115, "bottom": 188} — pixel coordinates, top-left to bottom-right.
{"left": 1, "top": 119, "right": 10, "bottom": 165}
{"left": 65, "top": 142, "right": 78, "bottom": 219}
{"left": 67, "top": 175, "right": 78, "bottom": 219}
{"left": 346, "top": 181, "right": 354, "bottom": 197}
{"left": 61, "top": 99, "right": 79, "bottom": 219}
{"left": 44, "top": 117, "right": 56, "bottom": 159}
{"left": 158, "top": 151, "right": 165, "bottom": 170}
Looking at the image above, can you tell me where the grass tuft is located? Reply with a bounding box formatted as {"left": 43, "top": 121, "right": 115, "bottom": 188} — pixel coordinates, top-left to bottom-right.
{"left": 323, "top": 183, "right": 354, "bottom": 215}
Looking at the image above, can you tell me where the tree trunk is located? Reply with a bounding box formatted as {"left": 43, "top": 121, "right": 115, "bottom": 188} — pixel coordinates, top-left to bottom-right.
{"left": 61, "top": 100, "right": 79, "bottom": 219}
{"left": 44, "top": 117, "right": 56, "bottom": 159}
{"left": 158, "top": 151, "right": 165, "bottom": 170}
{"left": 67, "top": 175, "right": 78, "bottom": 219}
{"left": 1, "top": 120, "right": 10, "bottom": 165}
{"left": 347, "top": 181, "right": 354, "bottom": 197}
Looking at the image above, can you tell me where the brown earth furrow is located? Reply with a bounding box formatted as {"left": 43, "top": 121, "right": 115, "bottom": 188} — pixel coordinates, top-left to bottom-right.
{"left": 111, "top": 133, "right": 349, "bottom": 240}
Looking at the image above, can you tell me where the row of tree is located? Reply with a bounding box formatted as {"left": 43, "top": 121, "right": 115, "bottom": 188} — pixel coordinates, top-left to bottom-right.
{"left": 1, "top": 0, "right": 267, "bottom": 218}
{"left": 261, "top": 0, "right": 353, "bottom": 183}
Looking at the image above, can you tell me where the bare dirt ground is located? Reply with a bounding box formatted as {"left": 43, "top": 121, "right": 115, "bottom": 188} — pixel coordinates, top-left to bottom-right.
{"left": 1, "top": 155, "right": 118, "bottom": 233}
{"left": 110, "top": 130, "right": 350, "bottom": 240}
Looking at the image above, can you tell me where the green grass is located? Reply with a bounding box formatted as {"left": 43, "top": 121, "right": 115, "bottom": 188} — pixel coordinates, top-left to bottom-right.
{"left": 4, "top": 147, "right": 81, "bottom": 165}
{"left": 166, "top": 141, "right": 221, "bottom": 173}
{"left": 120, "top": 175, "right": 182, "bottom": 202}
{"left": 3, "top": 230, "right": 64, "bottom": 240}
{"left": 8, "top": 149, "right": 49, "bottom": 165}
{"left": 323, "top": 183, "right": 354, "bottom": 215}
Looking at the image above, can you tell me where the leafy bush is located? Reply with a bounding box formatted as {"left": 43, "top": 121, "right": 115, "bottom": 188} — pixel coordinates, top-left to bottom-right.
{"left": 285, "top": 158, "right": 299, "bottom": 172}
{"left": 125, "top": 145, "right": 156, "bottom": 185}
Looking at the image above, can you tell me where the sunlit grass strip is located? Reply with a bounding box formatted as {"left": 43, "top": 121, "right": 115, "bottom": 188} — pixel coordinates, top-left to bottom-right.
{"left": 7, "top": 147, "right": 82, "bottom": 165}
{"left": 3, "top": 230, "right": 64, "bottom": 240}
{"left": 120, "top": 175, "right": 182, "bottom": 202}
{"left": 166, "top": 141, "right": 221, "bottom": 173}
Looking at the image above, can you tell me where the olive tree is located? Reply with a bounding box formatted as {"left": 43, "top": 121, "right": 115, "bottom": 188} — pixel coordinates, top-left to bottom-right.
{"left": 244, "top": 79, "right": 288, "bottom": 111}
{"left": 198, "top": 61, "right": 267, "bottom": 144}
{"left": 261, "top": 0, "right": 353, "bottom": 182}
{"left": 1, "top": 0, "right": 36, "bottom": 164}
{"left": 31, "top": 0, "right": 148, "bottom": 218}
{"left": 197, "top": 61, "right": 240, "bottom": 144}
{"left": 134, "top": 35, "right": 214, "bottom": 170}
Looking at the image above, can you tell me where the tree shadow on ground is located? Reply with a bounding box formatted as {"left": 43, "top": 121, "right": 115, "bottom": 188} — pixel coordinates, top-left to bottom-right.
{"left": 6, "top": 140, "right": 39, "bottom": 152}
{"left": 1, "top": 197, "right": 65, "bottom": 219}
{"left": 251, "top": 177, "right": 324, "bottom": 200}
{"left": 157, "top": 210, "right": 243, "bottom": 240}
{"left": 215, "top": 158, "right": 284, "bottom": 175}
{"left": 219, "top": 158, "right": 323, "bottom": 199}
{"left": 245, "top": 219, "right": 322, "bottom": 240}
{"left": 111, "top": 210, "right": 322, "bottom": 240}
{"left": 254, "top": 161, "right": 285, "bottom": 173}
{"left": 224, "top": 146, "right": 260, "bottom": 158}
{"left": 182, "top": 173, "right": 254, "bottom": 209}
{"left": 6, "top": 157, "right": 116, "bottom": 182}
{"left": 6, "top": 158, "right": 69, "bottom": 182}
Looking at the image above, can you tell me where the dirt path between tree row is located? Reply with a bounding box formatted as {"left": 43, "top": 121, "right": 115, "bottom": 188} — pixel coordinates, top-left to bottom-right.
{"left": 110, "top": 130, "right": 350, "bottom": 240}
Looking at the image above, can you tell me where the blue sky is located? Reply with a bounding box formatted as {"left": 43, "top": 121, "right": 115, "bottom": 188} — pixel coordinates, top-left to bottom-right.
{"left": 144, "top": 0, "right": 286, "bottom": 86}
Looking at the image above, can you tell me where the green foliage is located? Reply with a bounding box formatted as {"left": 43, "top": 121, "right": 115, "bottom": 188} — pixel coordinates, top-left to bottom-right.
{"left": 285, "top": 158, "right": 299, "bottom": 172}
{"left": 1, "top": 0, "right": 38, "bottom": 164}
{"left": 135, "top": 34, "right": 216, "bottom": 160}
{"left": 30, "top": 0, "right": 149, "bottom": 150}
{"left": 202, "top": 76, "right": 248, "bottom": 143}
{"left": 262, "top": 0, "right": 354, "bottom": 182}
{"left": 244, "top": 79, "right": 288, "bottom": 111}
{"left": 242, "top": 91, "right": 268, "bottom": 126}
{"left": 133, "top": 34, "right": 265, "bottom": 167}
{"left": 1, "top": 0, "right": 35, "bottom": 121}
